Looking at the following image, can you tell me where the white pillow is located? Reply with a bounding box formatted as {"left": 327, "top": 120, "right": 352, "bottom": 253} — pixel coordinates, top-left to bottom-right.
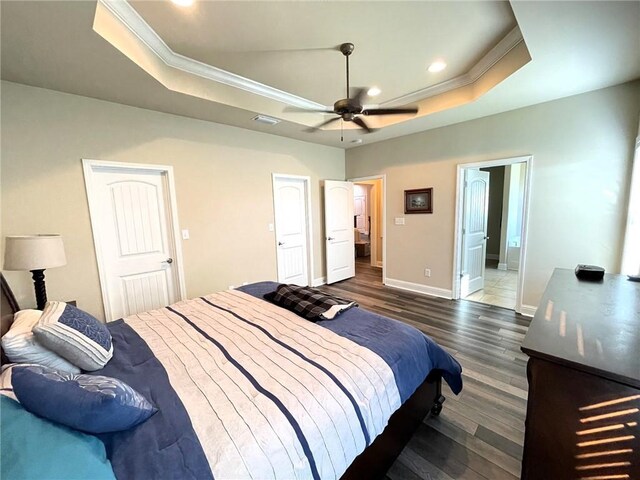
{"left": 1, "top": 310, "right": 80, "bottom": 374}
{"left": 0, "top": 364, "right": 18, "bottom": 402}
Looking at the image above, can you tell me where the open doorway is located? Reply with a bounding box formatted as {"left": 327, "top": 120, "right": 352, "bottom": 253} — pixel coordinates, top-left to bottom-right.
{"left": 350, "top": 176, "right": 385, "bottom": 283}
{"left": 453, "top": 156, "right": 532, "bottom": 313}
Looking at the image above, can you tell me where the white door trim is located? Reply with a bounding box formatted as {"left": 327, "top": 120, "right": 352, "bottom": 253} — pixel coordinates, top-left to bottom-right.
{"left": 348, "top": 175, "right": 387, "bottom": 284}
{"left": 82, "top": 159, "right": 187, "bottom": 320}
{"left": 452, "top": 155, "right": 533, "bottom": 314}
{"left": 271, "top": 173, "right": 314, "bottom": 287}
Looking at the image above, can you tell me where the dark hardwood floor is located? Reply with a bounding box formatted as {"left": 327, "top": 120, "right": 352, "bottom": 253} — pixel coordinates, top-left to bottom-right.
{"left": 321, "top": 258, "right": 530, "bottom": 480}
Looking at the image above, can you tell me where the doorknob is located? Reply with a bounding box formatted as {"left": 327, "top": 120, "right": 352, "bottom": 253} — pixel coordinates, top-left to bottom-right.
{"left": 278, "top": 242, "right": 285, "bottom": 246}
{"left": 484, "top": 236, "right": 490, "bottom": 240}
{"left": 164, "top": 258, "right": 173, "bottom": 264}
{"left": 327, "top": 237, "right": 335, "bottom": 241}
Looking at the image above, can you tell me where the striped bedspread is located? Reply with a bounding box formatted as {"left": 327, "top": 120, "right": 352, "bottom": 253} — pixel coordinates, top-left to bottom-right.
{"left": 96, "top": 287, "right": 462, "bottom": 480}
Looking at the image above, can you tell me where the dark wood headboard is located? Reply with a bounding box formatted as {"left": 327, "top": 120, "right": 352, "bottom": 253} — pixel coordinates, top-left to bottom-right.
{"left": 1, "top": 272, "right": 20, "bottom": 365}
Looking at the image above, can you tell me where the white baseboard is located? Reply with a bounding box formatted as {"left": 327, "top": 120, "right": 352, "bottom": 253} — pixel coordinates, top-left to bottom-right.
{"left": 498, "top": 263, "right": 508, "bottom": 271}
{"left": 312, "top": 277, "right": 326, "bottom": 287}
{"left": 519, "top": 304, "right": 537, "bottom": 317}
{"left": 486, "top": 253, "right": 500, "bottom": 260}
{"left": 385, "top": 278, "right": 453, "bottom": 299}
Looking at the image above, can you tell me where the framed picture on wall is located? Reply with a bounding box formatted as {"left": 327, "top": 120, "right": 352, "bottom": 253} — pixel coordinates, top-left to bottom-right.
{"left": 404, "top": 188, "right": 433, "bottom": 214}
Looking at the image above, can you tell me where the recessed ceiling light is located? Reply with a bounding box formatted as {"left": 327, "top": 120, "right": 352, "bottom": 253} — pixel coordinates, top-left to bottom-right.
{"left": 367, "top": 87, "right": 381, "bottom": 97}
{"left": 428, "top": 61, "right": 447, "bottom": 73}
{"left": 351, "top": 139, "right": 363, "bottom": 144}
{"left": 171, "top": 0, "right": 194, "bottom": 7}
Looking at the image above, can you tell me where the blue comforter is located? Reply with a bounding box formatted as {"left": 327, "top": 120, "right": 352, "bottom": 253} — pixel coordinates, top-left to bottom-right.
{"left": 95, "top": 283, "right": 462, "bottom": 479}
{"left": 238, "top": 282, "right": 463, "bottom": 401}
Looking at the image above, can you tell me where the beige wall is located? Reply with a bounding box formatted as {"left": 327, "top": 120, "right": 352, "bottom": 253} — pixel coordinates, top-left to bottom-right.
{"left": 1, "top": 82, "right": 345, "bottom": 320}
{"left": 346, "top": 81, "right": 640, "bottom": 309}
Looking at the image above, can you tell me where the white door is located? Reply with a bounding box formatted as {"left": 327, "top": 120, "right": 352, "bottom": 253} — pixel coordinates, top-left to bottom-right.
{"left": 325, "top": 180, "right": 355, "bottom": 284}
{"left": 273, "top": 176, "right": 309, "bottom": 286}
{"left": 85, "top": 163, "right": 182, "bottom": 320}
{"left": 461, "top": 169, "right": 490, "bottom": 297}
{"left": 354, "top": 185, "right": 368, "bottom": 234}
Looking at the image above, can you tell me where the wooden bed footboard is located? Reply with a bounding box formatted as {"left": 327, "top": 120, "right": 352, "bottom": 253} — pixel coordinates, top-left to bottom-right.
{"left": 340, "top": 370, "right": 444, "bottom": 480}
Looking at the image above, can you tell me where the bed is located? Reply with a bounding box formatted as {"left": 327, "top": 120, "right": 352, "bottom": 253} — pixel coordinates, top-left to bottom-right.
{"left": 0, "top": 275, "right": 462, "bottom": 480}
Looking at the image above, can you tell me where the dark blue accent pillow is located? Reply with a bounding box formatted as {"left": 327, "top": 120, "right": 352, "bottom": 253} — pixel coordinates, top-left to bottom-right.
{"left": 11, "top": 365, "right": 157, "bottom": 433}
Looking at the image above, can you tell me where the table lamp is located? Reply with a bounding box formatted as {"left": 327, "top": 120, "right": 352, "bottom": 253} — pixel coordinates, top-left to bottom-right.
{"left": 3, "top": 235, "right": 67, "bottom": 310}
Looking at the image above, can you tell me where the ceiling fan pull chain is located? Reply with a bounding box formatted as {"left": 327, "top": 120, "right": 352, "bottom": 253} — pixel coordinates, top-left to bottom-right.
{"left": 341, "top": 119, "right": 344, "bottom": 142}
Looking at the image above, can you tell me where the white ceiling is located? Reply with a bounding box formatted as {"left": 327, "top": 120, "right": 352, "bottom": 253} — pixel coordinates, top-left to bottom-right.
{"left": 1, "top": 1, "right": 638, "bottom": 149}
{"left": 129, "top": 1, "right": 517, "bottom": 106}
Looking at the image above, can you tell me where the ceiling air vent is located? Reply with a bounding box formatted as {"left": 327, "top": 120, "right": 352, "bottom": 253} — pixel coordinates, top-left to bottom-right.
{"left": 252, "top": 114, "right": 281, "bottom": 126}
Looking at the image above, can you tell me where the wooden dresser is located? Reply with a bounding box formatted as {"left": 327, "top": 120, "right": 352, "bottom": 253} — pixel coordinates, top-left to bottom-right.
{"left": 520, "top": 268, "right": 639, "bottom": 480}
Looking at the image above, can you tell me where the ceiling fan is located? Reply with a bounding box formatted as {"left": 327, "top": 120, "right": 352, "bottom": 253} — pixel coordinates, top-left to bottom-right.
{"left": 295, "top": 42, "right": 419, "bottom": 137}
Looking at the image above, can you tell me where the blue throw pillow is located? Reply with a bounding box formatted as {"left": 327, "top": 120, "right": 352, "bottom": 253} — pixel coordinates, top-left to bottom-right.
{"left": 1, "top": 395, "right": 116, "bottom": 480}
{"left": 33, "top": 301, "right": 113, "bottom": 371}
{"left": 11, "top": 365, "right": 157, "bottom": 433}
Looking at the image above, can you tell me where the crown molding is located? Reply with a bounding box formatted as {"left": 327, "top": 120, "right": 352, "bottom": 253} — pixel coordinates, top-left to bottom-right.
{"left": 380, "top": 26, "right": 525, "bottom": 107}
{"left": 97, "top": 0, "right": 526, "bottom": 117}
{"left": 99, "top": 0, "right": 327, "bottom": 111}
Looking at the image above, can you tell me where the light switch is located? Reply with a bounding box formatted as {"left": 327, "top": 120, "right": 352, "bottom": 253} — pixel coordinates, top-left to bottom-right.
{"left": 394, "top": 217, "right": 405, "bottom": 225}
{"left": 182, "top": 229, "right": 190, "bottom": 240}
{"left": 268, "top": 223, "right": 274, "bottom": 232}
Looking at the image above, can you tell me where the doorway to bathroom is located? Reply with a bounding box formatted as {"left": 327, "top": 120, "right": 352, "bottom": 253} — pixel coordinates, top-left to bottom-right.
{"left": 350, "top": 175, "right": 385, "bottom": 284}
{"left": 452, "top": 156, "right": 532, "bottom": 313}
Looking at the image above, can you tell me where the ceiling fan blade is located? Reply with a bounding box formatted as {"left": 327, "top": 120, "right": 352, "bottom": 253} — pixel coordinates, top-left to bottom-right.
{"left": 305, "top": 116, "right": 341, "bottom": 132}
{"left": 362, "top": 107, "right": 419, "bottom": 116}
{"left": 350, "top": 87, "right": 368, "bottom": 105}
{"left": 284, "top": 106, "right": 335, "bottom": 114}
{"left": 352, "top": 116, "right": 373, "bottom": 133}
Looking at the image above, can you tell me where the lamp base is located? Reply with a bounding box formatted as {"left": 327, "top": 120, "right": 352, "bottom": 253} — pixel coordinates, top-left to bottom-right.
{"left": 30, "top": 269, "right": 47, "bottom": 310}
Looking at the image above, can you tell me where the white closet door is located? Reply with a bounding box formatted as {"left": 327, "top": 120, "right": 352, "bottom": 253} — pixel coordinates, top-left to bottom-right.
{"left": 86, "top": 164, "right": 181, "bottom": 320}
{"left": 273, "top": 176, "right": 309, "bottom": 286}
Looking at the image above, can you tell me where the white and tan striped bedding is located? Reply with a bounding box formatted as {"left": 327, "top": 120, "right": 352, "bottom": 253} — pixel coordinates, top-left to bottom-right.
{"left": 122, "top": 290, "right": 402, "bottom": 480}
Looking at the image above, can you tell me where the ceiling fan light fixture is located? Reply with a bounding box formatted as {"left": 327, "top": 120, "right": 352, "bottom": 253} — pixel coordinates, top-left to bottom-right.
{"left": 171, "top": 0, "right": 194, "bottom": 7}
{"left": 367, "top": 87, "right": 381, "bottom": 97}
{"left": 428, "top": 60, "right": 447, "bottom": 73}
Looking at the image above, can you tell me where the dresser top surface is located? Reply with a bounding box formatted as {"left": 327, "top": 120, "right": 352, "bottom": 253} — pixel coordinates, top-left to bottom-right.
{"left": 521, "top": 268, "right": 640, "bottom": 388}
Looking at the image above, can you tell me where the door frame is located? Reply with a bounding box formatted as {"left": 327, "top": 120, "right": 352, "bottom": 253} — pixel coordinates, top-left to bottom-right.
{"left": 348, "top": 174, "right": 387, "bottom": 284}
{"left": 82, "top": 159, "right": 187, "bottom": 320}
{"left": 452, "top": 155, "right": 533, "bottom": 314}
{"left": 271, "top": 173, "right": 314, "bottom": 286}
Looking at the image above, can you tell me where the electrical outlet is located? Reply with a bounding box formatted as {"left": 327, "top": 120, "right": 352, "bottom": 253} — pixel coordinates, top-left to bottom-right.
{"left": 424, "top": 268, "right": 431, "bottom": 277}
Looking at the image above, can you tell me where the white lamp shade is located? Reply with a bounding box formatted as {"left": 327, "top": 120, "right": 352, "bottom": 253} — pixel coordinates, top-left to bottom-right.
{"left": 3, "top": 235, "right": 67, "bottom": 271}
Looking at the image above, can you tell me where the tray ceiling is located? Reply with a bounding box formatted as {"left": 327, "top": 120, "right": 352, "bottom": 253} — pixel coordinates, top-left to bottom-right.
{"left": 93, "top": 0, "right": 530, "bottom": 132}
{"left": 128, "top": 1, "right": 517, "bottom": 106}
